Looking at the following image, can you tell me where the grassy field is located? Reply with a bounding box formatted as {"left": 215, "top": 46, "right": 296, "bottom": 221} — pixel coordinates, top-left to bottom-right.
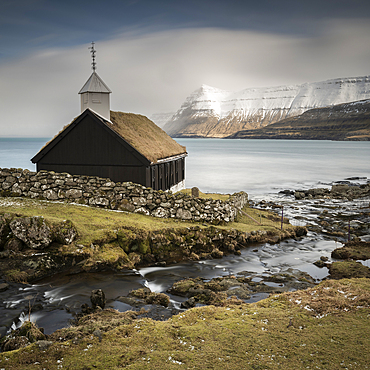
{"left": 1, "top": 278, "right": 369, "bottom": 369}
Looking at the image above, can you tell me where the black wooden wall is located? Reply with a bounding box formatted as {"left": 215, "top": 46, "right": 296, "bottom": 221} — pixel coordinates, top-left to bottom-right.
{"left": 34, "top": 112, "right": 185, "bottom": 191}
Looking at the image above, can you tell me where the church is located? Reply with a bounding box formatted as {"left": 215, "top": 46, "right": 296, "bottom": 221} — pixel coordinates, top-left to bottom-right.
{"left": 31, "top": 44, "right": 187, "bottom": 192}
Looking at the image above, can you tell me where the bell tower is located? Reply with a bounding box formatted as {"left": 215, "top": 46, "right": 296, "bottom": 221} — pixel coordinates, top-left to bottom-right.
{"left": 78, "top": 42, "right": 112, "bottom": 120}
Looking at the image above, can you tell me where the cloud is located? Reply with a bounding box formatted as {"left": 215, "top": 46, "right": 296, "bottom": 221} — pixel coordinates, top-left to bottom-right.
{"left": 1, "top": 19, "right": 369, "bottom": 137}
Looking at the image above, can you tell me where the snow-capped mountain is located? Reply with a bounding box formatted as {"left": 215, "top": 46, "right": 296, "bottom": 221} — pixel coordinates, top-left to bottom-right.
{"left": 163, "top": 75, "right": 370, "bottom": 138}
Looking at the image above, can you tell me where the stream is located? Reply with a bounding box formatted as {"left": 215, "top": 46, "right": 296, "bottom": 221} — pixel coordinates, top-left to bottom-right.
{"left": 1, "top": 184, "right": 369, "bottom": 337}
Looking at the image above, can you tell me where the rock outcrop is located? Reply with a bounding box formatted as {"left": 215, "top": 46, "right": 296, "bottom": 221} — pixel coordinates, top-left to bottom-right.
{"left": 1, "top": 215, "right": 77, "bottom": 251}
{"left": 294, "top": 183, "right": 370, "bottom": 201}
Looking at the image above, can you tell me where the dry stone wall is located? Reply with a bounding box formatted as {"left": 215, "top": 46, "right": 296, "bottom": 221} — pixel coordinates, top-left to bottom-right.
{"left": 0, "top": 168, "right": 248, "bottom": 223}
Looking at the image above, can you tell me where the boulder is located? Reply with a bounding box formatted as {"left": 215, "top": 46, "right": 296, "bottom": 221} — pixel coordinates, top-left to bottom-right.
{"left": 10, "top": 217, "right": 53, "bottom": 249}
{"left": 181, "top": 297, "right": 196, "bottom": 309}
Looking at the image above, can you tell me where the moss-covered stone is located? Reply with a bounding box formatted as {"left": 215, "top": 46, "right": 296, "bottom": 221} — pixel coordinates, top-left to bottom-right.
{"left": 332, "top": 241, "right": 370, "bottom": 260}
{"left": 329, "top": 261, "right": 370, "bottom": 279}
{"left": 1, "top": 321, "right": 45, "bottom": 352}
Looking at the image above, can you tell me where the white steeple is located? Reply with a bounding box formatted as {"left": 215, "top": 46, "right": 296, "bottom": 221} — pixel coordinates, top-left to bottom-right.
{"left": 78, "top": 42, "right": 112, "bottom": 120}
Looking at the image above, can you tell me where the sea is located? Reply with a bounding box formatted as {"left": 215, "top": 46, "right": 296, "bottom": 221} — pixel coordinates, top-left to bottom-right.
{"left": 1, "top": 137, "right": 369, "bottom": 199}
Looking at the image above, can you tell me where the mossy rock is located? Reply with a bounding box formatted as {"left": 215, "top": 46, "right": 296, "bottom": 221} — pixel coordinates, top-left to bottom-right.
{"left": 168, "top": 278, "right": 202, "bottom": 296}
{"left": 130, "top": 287, "right": 151, "bottom": 299}
{"left": 1, "top": 321, "right": 45, "bottom": 352}
{"left": 146, "top": 292, "right": 170, "bottom": 307}
{"left": 332, "top": 241, "right": 370, "bottom": 260}
{"left": 52, "top": 219, "right": 78, "bottom": 245}
{"left": 329, "top": 261, "right": 370, "bottom": 279}
{"left": 129, "top": 288, "right": 170, "bottom": 307}
{"left": 117, "top": 229, "right": 136, "bottom": 253}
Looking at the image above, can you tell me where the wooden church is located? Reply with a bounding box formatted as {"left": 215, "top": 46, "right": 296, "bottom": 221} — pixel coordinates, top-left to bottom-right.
{"left": 31, "top": 44, "right": 187, "bottom": 192}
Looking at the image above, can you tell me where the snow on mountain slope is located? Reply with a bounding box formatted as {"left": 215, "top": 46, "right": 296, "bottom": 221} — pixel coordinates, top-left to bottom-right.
{"left": 163, "top": 75, "right": 370, "bottom": 138}
{"left": 150, "top": 112, "right": 176, "bottom": 128}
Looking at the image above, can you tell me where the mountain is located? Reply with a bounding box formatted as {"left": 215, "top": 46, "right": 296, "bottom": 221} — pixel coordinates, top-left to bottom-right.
{"left": 150, "top": 112, "right": 176, "bottom": 129}
{"left": 163, "top": 76, "right": 370, "bottom": 138}
{"left": 227, "top": 99, "right": 370, "bottom": 141}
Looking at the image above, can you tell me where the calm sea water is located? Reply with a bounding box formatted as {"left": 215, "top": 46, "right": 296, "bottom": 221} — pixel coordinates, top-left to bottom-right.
{"left": 0, "top": 138, "right": 48, "bottom": 172}
{"left": 0, "top": 137, "right": 369, "bottom": 198}
{"left": 176, "top": 138, "right": 370, "bottom": 197}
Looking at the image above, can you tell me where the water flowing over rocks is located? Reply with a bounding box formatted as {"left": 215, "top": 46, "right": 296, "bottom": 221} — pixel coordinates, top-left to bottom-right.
{"left": 0, "top": 167, "right": 247, "bottom": 224}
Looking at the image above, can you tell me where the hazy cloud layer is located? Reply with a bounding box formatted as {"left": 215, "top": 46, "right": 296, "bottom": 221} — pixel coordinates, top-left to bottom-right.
{"left": 1, "top": 19, "right": 370, "bottom": 137}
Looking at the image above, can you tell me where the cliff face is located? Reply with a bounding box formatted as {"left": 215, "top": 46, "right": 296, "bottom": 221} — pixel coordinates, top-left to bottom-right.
{"left": 163, "top": 76, "right": 370, "bottom": 138}
{"left": 228, "top": 99, "right": 370, "bottom": 141}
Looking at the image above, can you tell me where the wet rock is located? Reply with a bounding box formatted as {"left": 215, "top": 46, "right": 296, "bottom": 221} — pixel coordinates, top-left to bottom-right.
{"left": 0, "top": 215, "right": 10, "bottom": 247}
{"left": 211, "top": 248, "right": 223, "bottom": 258}
{"left": 130, "top": 287, "right": 170, "bottom": 307}
{"left": 168, "top": 278, "right": 200, "bottom": 297}
{"left": 279, "top": 190, "right": 294, "bottom": 196}
{"left": 0, "top": 282, "right": 9, "bottom": 292}
{"left": 146, "top": 292, "right": 170, "bottom": 307}
{"left": 10, "top": 216, "right": 53, "bottom": 249}
{"left": 226, "top": 286, "right": 251, "bottom": 300}
{"left": 313, "top": 260, "right": 327, "bottom": 268}
{"left": 181, "top": 297, "right": 196, "bottom": 309}
{"left": 116, "top": 296, "right": 143, "bottom": 307}
{"left": 90, "top": 289, "right": 106, "bottom": 309}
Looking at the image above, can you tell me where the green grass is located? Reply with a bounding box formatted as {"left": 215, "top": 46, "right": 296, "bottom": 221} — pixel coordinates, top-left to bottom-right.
{"left": 1, "top": 278, "right": 369, "bottom": 369}
{"left": 0, "top": 197, "right": 291, "bottom": 247}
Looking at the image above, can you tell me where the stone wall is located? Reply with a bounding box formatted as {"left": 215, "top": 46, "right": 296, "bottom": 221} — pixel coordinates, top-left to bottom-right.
{"left": 0, "top": 168, "right": 248, "bottom": 223}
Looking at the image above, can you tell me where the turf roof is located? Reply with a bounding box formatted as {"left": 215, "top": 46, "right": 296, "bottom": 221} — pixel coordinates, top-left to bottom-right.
{"left": 109, "top": 111, "right": 187, "bottom": 163}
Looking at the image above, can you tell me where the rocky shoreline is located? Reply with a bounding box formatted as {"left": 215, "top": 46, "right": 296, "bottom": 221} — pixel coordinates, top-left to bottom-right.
{"left": 293, "top": 181, "right": 370, "bottom": 201}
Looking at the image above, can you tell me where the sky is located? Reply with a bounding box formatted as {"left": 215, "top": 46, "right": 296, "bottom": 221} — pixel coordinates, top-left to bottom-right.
{"left": 1, "top": 0, "right": 370, "bottom": 137}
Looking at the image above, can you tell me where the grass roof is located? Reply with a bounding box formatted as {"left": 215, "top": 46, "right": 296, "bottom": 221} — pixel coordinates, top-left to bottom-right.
{"left": 109, "top": 111, "right": 186, "bottom": 163}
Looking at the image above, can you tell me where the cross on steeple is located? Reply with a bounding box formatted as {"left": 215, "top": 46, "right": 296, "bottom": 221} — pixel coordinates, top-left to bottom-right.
{"left": 89, "top": 42, "right": 97, "bottom": 71}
